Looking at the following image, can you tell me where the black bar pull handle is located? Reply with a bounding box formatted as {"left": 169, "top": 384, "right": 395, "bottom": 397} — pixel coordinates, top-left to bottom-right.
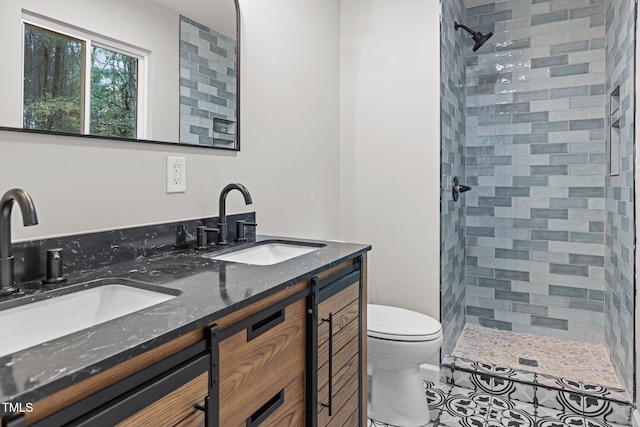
{"left": 320, "top": 312, "right": 333, "bottom": 416}
{"left": 194, "top": 397, "right": 214, "bottom": 427}
{"left": 246, "top": 389, "right": 284, "bottom": 427}
{"left": 247, "top": 308, "right": 285, "bottom": 341}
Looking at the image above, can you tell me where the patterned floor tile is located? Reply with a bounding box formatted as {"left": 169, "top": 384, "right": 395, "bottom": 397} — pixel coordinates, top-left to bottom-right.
{"left": 485, "top": 404, "right": 536, "bottom": 427}
{"left": 603, "top": 387, "right": 634, "bottom": 404}
{"left": 485, "top": 409, "right": 535, "bottom": 427}
{"left": 536, "top": 413, "right": 627, "bottom": 427}
{"left": 440, "top": 364, "right": 455, "bottom": 385}
{"left": 536, "top": 373, "right": 579, "bottom": 391}
{"left": 582, "top": 395, "right": 633, "bottom": 425}
{"left": 451, "top": 368, "right": 488, "bottom": 392}
{"left": 367, "top": 381, "right": 632, "bottom": 427}
{"left": 426, "top": 380, "right": 449, "bottom": 422}
{"left": 438, "top": 412, "right": 486, "bottom": 427}
{"left": 509, "top": 378, "right": 536, "bottom": 404}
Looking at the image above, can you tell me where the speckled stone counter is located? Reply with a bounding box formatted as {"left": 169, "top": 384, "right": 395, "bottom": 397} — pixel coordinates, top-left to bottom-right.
{"left": 0, "top": 233, "right": 370, "bottom": 412}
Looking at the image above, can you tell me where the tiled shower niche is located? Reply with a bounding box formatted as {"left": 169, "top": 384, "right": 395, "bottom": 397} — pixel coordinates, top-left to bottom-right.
{"left": 440, "top": 0, "right": 635, "bottom": 396}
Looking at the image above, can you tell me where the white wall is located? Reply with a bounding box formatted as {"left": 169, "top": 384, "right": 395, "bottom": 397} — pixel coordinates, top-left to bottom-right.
{"left": 2, "top": 0, "right": 341, "bottom": 242}
{"left": 339, "top": 0, "right": 441, "bottom": 319}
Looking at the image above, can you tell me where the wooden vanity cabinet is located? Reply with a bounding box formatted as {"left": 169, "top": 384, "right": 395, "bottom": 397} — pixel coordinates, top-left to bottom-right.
{"left": 307, "top": 255, "right": 366, "bottom": 427}
{"left": 5, "top": 283, "right": 308, "bottom": 427}
{"left": 118, "top": 279, "right": 310, "bottom": 427}
{"left": 207, "top": 256, "right": 366, "bottom": 427}
{"left": 2, "top": 255, "right": 367, "bottom": 427}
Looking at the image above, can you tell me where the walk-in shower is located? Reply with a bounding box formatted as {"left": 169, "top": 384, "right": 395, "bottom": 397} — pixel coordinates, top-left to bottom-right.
{"left": 440, "top": 0, "right": 636, "bottom": 403}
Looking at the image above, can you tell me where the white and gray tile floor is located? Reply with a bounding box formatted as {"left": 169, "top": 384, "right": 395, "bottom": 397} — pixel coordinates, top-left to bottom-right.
{"left": 367, "top": 380, "right": 632, "bottom": 427}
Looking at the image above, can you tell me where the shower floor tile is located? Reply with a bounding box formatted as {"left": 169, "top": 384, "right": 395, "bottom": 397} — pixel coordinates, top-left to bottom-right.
{"left": 451, "top": 324, "right": 625, "bottom": 393}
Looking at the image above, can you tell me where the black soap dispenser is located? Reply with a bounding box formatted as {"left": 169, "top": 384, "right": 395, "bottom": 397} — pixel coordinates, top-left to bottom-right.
{"left": 43, "top": 248, "right": 66, "bottom": 285}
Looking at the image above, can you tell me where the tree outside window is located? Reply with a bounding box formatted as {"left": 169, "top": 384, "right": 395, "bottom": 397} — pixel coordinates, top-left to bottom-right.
{"left": 23, "top": 23, "right": 139, "bottom": 138}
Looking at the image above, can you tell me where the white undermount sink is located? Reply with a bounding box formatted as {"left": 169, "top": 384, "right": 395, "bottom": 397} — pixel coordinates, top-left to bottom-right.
{"left": 203, "top": 241, "right": 324, "bottom": 265}
{"left": 0, "top": 280, "right": 178, "bottom": 357}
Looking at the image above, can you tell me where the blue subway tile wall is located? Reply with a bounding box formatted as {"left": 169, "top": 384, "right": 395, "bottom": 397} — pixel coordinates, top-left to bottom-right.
{"left": 604, "top": 0, "right": 635, "bottom": 393}
{"left": 179, "top": 16, "right": 237, "bottom": 148}
{"left": 440, "top": 0, "right": 468, "bottom": 359}
{"left": 464, "top": 0, "right": 608, "bottom": 345}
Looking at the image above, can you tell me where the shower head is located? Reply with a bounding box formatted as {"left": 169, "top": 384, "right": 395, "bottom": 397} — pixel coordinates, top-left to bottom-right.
{"left": 454, "top": 21, "right": 494, "bottom": 52}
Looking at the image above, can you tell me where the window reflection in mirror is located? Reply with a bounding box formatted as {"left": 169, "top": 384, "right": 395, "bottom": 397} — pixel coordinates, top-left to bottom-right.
{"left": 23, "top": 22, "right": 141, "bottom": 139}
{"left": 90, "top": 47, "right": 139, "bottom": 138}
{"left": 23, "top": 24, "right": 84, "bottom": 134}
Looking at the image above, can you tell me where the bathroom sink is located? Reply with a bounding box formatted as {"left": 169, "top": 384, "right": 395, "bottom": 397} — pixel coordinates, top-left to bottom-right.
{"left": 203, "top": 241, "right": 325, "bottom": 265}
{"left": 0, "top": 279, "right": 179, "bottom": 357}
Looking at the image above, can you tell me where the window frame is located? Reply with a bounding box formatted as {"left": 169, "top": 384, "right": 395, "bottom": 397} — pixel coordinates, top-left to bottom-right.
{"left": 21, "top": 11, "right": 148, "bottom": 139}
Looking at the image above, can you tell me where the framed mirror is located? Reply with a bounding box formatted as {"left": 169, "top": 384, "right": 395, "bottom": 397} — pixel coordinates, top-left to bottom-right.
{"left": 0, "top": 0, "right": 240, "bottom": 150}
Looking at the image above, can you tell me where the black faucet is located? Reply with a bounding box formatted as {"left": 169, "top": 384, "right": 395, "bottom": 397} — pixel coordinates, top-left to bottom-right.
{"left": 217, "top": 183, "right": 252, "bottom": 244}
{"left": 195, "top": 225, "right": 220, "bottom": 250}
{"left": 0, "top": 189, "right": 38, "bottom": 294}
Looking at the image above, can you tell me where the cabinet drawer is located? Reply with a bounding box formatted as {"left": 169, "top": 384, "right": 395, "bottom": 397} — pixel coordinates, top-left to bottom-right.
{"left": 175, "top": 409, "right": 205, "bottom": 427}
{"left": 219, "top": 298, "right": 306, "bottom": 426}
{"left": 117, "top": 371, "right": 208, "bottom": 427}
{"left": 236, "top": 372, "right": 305, "bottom": 427}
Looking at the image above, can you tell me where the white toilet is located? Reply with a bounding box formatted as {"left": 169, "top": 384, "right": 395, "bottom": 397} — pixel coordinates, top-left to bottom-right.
{"left": 367, "top": 304, "right": 442, "bottom": 427}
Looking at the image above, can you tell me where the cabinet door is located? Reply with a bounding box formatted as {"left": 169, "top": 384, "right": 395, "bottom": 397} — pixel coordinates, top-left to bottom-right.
{"left": 318, "top": 281, "right": 360, "bottom": 427}
{"left": 309, "top": 259, "right": 364, "bottom": 427}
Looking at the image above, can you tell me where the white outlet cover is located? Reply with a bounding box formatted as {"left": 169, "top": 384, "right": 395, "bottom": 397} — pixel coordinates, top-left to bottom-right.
{"left": 167, "top": 156, "right": 186, "bottom": 193}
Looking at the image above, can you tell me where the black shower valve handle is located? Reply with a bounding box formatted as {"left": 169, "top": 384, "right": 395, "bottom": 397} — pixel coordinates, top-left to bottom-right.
{"left": 452, "top": 176, "right": 472, "bottom": 201}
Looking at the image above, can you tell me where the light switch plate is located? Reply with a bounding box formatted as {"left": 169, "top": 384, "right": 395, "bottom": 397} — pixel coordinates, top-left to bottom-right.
{"left": 167, "top": 156, "right": 186, "bottom": 193}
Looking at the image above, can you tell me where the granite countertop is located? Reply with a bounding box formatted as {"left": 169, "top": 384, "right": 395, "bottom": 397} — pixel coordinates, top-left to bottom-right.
{"left": 0, "top": 235, "right": 370, "bottom": 409}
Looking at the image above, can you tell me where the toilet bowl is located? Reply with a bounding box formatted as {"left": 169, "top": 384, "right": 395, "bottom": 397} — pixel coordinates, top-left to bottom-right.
{"left": 367, "top": 304, "right": 442, "bottom": 427}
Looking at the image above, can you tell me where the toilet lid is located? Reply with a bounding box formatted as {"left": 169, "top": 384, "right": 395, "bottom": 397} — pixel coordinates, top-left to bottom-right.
{"left": 367, "top": 304, "right": 442, "bottom": 342}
